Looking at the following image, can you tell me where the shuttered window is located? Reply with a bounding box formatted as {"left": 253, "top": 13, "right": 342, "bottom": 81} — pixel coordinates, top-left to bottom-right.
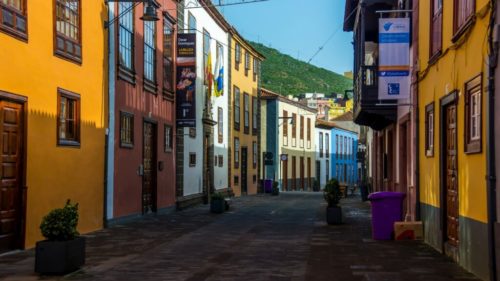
{"left": 454, "top": 0, "right": 475, "bottom": 35}
{"left": 430, "top": 0, "right": 442, "bottom": 59}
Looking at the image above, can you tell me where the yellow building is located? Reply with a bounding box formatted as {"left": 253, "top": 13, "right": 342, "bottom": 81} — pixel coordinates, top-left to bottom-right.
{"left": 229, "top": 28, "right": 264, "bottom": 196}
{"left": 0, "top": 1, "right": 106, "bottom": 250}
{"left": 328, "top": 97, "right": 353, "bottom": 119}
{"left": 418, "top": 1, "right": 490, "bottom": 279}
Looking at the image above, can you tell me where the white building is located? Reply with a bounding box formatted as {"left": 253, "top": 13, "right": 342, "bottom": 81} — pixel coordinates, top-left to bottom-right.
{"left": 177, "top": 0, "right": 230, "bottom": 207}
{"left": 315, "top": 120, "right": 335, "bottom": 189}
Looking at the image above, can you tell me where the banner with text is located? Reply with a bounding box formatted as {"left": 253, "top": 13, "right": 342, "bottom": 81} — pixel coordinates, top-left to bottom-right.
{"left": 378, "top": 17, "right": 410, "bottom": 100}
{"left": 176, "top": 33, "right": 197, "bottom": 127}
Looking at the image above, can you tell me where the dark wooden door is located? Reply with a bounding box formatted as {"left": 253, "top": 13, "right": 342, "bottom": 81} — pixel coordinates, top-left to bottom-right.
{"left": 241, "top": 147, "right": 248, "bottom": 194}
{"left": 315, "top": 161, "right": 320, "bottom": 185}
{"left": 0, "top": 101, "right": 23, "bottom": 252}
{"left": 292, "top": 156, "right": 296, "bottom": 190}
{"left": 445, "top": 105, "right": 459, "bottom": 246}
{"left": 300, "top": 157, "right": 304, "bottom": 190}
{"left": 283, "top": 159, "right": 288, "bottom": 191}
{"left": 142, "top": 121, "right": 157, "bottom": 214}
{"left": 307, "top": 157, "right": 311, "bottom": 190}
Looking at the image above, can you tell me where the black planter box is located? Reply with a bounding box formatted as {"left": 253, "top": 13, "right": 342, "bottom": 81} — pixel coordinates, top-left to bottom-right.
{"left": 35, "top": 236, "right": 85, "bottom": 274}
{"left": 210, "top": 199, "right": 225, "bottom": 213}
{"left": 326, "top": 206, "right": 342, "bottom": 225}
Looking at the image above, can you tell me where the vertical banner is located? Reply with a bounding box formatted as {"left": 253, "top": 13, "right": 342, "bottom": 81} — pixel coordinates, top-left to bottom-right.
{"left": 176, "top": 33, "right": 197, "bottom": 127}
{"left": 378, "top": 18, "right": 410, "bottom": 100}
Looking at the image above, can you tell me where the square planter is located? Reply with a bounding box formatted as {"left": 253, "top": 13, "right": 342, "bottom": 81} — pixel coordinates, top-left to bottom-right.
{"left": 326, "top": 206, "right": 342, "bottom": 225}
{"left": 35, "top": 236, "right": 85, "bottom": 275}
{"left": 210, "top": 199, "right": 225, "bottom": 213}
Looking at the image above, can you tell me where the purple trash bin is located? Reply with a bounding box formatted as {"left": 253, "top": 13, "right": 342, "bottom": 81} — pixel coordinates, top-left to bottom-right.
{"left": 368, "top": 192, "right": 406, "bottom": 240}
{"left": 264, "top": 179, "right": 273, "bottom": 193}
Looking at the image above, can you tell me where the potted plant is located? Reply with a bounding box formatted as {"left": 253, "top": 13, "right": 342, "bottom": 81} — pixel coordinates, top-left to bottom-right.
{"left": 271, "top": 181, "right": 280, "bottom": 196}
{"left": 324, "top": 179, "right": 343, "bottom": 225}
{"left": 210, "top": 192, "right": 226, "bottom": 213}
{"left": 35, "top": 200, "right": 85, "bottom": 274}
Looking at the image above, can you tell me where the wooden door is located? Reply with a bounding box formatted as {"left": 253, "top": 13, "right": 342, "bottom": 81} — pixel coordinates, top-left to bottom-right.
{"left": 142, "top": 121, "right": 157, "bottom": 214}
{"left": 300, "top": 157, "right": 304, "bottom": 190}
{"left": 445, "top": 105, "right": 459, "bottom": 246}
{"left": 0, "top": 101, "right": 24, "bottom": 252}
{"left": 283, "top": 159, "right": 288, "bottom": 191}
{"left": 241, "top": 147, "right": 248, "bottom": 194}
{"left": 315, "top": 161, "right": 320, "bottom": 186}
{"left": 292, "top": 156, "right": 296, "bottom": 190}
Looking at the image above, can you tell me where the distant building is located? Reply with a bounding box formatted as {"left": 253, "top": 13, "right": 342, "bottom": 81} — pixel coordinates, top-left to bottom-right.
{"left": 344, "top": 71, "right": 353, "bottom": 79}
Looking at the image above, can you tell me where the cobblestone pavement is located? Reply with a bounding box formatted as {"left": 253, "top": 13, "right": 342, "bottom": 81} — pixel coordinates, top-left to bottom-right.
{"left": 0, "top": 193, "right": 481, "bottom": 281}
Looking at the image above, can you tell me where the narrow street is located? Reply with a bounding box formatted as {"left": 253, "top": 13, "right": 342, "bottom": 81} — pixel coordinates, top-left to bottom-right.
{"left": 0, "top": 193, "right": 478, "bottom": 281}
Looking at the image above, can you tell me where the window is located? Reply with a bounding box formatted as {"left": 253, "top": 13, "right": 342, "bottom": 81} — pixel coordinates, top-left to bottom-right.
{"left": 189, "top": 153, "right": 196, "bottom": 167}
{"left": 177, "top": 0, "right": 185, "bottom": 33}
{"left": 244, "top": 51, "right": 250, "bottom": 76}
{"left": 319, "top": 132, "right": 323, "bottom": 158}
{"left": 218, "top": 155, "right": 223, "bottom": 167}
{"left": 252, "top": 97, "right": 258, "bottom": 135}
{"left": 336, "top": 135, "right": 339, "bottom": 159}
{"left": 454, "top": 0, "right": 475, "bottom": 36}
{"left": 300, "top": 115, "right": 304, "bottom": 140}
{"left": 163, "top": 16, "right": 174, "bottom": 98}
{"left": 425, "top": 103, "right": 434, "bottom": 156}
{"left": 430, "top": 0, "right": 443, "bottom": 60}
{"left": 118, "top": 2, "right": 134, "bottom": 76}
{"left": 283, "top": 110, "right": 288, "bottom": 145}
{"left": 253, "top": 58, "right": 258, "bottom": 81}
{"left": 244, "top": 93, "right": 250, "bottom": 134}
{"left": 144, "top": 9, "right": 156, "bottom": 88}
{"left": 326, "top": 133, "right": 329, "bottom": 158}
{"left": 188, "top": 12, "right": 196, "bottom": 34}
{"left": 326, "top": 160, "right": 329, "bottom": 182}
{"left": 214, "top": 155, "right": 218, "bottom": 166}
{"left": 253, "top": 141, "right": 257, "bottom": 168}
{"left": 120, "top": 111, "right": 134, "bottom": 148}
{"left": 465, "top": 74, "right": 482, "bottom": 153}
{"left": 164, "top": 124, "right": 172, "bottom": 152}
{"left": 234, "top": 86, "right": 240, "bottom": 130}
{"left": 234, "top": 138, "right": 240, "bottom": 168}
{"left": 218, "top": 107, "right": 223, "bottom": 143}
{"left": 54, "top": 0, "right": 81, "bottom": 62}
{"left": 234, "top": 176, "right": 239, "bottom": 185}
{"left": 292, "top": 113, "right": 297, "bottom": 139}
{"left": 0, "top": 0, "right": 27, "bottom": 40}
{"left": 307, "top": 118, "right": 311, "bottom": 144}
{"left": 57, "top": 88, "right": 80, "bottom": 146}
{"left": 235, "top": 42, "right": 241, "bottom": 70}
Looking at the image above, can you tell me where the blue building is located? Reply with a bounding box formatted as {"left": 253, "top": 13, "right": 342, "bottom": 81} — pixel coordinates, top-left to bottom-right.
{"left": 331, "top": 127, "right": 358, "bottom": 188}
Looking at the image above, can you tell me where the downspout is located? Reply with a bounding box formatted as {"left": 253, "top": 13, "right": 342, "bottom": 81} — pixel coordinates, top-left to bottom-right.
{"left": 105, "top": 1, "right": 116, "bottom": 224}
{"left": 487, "top": 0, "right": 498, "bottom": 280}
{"left": 414, "top": 0, "right": 421, "bottom": 221}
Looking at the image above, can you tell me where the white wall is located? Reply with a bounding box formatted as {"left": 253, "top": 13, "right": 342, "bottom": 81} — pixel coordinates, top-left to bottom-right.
{"left": 315, "top": 127, "right": 331, "bottom": 189}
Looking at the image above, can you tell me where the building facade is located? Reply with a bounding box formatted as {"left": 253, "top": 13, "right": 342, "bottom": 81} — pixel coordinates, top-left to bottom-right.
{"left": 175, "top": 0, "right": 230, "bottom": 208}
{"left": 228, "top": 29, "right": 264, "bottom": 196}
{"left": 260, "top": 89, "right": 316, "bottom": 191}
{"left": 315, "top": 120, "right": 334, "bottom": 189}
{"left": 331, "top": 127, "right": 358, "bottom": 188}
{"left": 0, "top": 0, "right": 106, "bottom": 250}
{"left": 106, "top": 1, "right": 178, "bottom": 222}
{"left": 418, "top": 0, "right": 491, "bottom": 278}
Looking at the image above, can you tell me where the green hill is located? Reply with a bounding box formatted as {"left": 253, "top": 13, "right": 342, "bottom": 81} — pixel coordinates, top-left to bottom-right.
{"left": 250, "top": 42, "right": 353, "bottom": 97}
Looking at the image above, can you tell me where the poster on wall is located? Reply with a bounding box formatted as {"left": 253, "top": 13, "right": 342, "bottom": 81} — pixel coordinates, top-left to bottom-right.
{"left": 176, "top": 33, "right": 197, "bottom": 127}
{"left": 378, "top": 17, "right": 410, "bottom": 100}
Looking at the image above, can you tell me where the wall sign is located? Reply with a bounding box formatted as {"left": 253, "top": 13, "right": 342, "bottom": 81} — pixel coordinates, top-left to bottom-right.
{"left": 176, "top": 33, "right": 197, "bottom": 127}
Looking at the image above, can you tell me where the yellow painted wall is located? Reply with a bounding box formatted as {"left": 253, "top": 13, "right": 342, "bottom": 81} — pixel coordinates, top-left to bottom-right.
{"left": 418, "top": 0, "right": 490, "bottom": 223}
{"left": 229, "top": 33, "right": 263, "bottom": 196}
{"left": 0, "top": 1, "right": 107, "bottom": 247}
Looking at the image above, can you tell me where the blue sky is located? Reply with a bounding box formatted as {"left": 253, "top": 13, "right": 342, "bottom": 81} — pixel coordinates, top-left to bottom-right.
{"left": 216, "top": 0, "right": 353, "bottom": 74}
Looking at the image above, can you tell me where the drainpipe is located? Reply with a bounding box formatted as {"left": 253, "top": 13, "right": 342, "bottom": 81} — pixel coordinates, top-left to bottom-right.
{"left": 487, "top": 0, "right": 498, "bottom": 280}
{"left": 105, "top": 2, "right": 116, "bottom": 225}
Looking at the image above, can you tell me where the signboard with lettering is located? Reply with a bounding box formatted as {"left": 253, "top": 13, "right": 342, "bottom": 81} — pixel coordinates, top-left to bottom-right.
{"left": 176, "top": 33, "right": 197, "bottom": 127}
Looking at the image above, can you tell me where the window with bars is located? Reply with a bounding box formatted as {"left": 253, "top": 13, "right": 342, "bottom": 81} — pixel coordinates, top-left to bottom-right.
{"left": 235, "top": 42, "right": 241, "bottom": 70}
{"left": 252, "top": 96, "right": 257, "bottom": 135}
{"left": 319, "top": 132, "right": 323, "bottom": 158}
{"left": 164, "top": 124, "right": 172, "bottom": 152}
{"left": 430, "top": 0, "right": 443, "bottom": 60}
{"left": 54, "top": 0, "right": 81, "bottom": 62}
{"left": 57, "top": 88, "right": 80, "bottom": 146}
{"left": 234, "top": 138, "right": 240, "bottom": 169}
{"left": 234, "top": 86, "right": 240, "bottom": 130}
{"left": 163, "top": 16, "right": 174, "bottom": 97}
{"left": 0, "top": 0, "right": 27, "bottom": 39}
{"left": 244, "top": 93, "right": 249, "bottom": 134}
{"left": 144, "top": 10, "right": 156, "bottom": 87}
{"left": 425, "top": 103, "right": 434, "bottom": 157}
{"left": 454, "top": 0, "right": 475, "bottom": 37}
{"left": 118, "top": 3, "right": 134, "bottom": 75}
{"left": 465, "top": 74, "right": 482, "bottom": 153}
{"left": 218, "top": 107, "right": 223, "bottom": 143}
{"left": 120, "top": 111, "right": 134, "bottom": 148}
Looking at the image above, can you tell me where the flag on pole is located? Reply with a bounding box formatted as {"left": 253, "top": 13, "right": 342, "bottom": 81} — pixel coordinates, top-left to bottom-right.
{"left": 205, "top": 52, "right": 213, "bottom": 98}
{"left": 214, "top": 48, "right": 224, "bottom": 97}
